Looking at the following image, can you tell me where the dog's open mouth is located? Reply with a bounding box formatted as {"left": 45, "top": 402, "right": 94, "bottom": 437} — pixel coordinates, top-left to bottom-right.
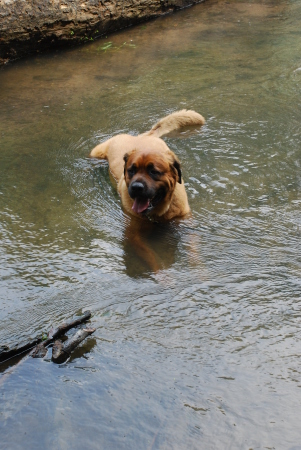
{"left": 131, "top": 189, "right": 166, "bottom": 215}
{"left": 132, "top": 198, "right": 152, "bottom": 214}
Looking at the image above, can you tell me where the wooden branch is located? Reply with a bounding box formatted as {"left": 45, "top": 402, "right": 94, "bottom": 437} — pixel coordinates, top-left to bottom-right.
{"left": 0, "top": 339, "right": 41, "bottom": 363}
{"left": 52, "top": 328, "right": 96, "bottom": 364}
{"left": 0, "top": 311, "right": 92, "bottom": 363}
{"left": 44, "top": 310, "right": 92, "bottom": 346}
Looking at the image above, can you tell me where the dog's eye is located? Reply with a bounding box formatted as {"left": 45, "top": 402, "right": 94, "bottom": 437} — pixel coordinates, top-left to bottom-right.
{"left": 127, "top": 166, "right": 136, "bottom": 177}
{"left": 148, "top": 168, "right": 161, "bottom": 177}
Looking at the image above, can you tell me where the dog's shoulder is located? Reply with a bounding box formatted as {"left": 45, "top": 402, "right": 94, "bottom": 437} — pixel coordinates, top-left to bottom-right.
{"left": 161, "top": 182, "right": 190, "bottom": 220}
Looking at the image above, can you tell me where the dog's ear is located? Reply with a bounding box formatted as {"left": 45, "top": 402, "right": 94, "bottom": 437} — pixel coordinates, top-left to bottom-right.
{"left": 172, "top": 157, "right": 182, "bottom": 184}
{"left": 123, "top": 153, "right": 129, "bottom": 176}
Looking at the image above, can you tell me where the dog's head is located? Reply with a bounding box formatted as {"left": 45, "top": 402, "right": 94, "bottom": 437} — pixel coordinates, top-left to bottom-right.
{"left": 123, "top": 148, "right": 182, "bottom": 216}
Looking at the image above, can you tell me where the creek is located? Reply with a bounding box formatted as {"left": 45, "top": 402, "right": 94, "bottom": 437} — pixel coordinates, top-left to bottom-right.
{"left": 0, "top": 1, "right": 300, "bottom": 448}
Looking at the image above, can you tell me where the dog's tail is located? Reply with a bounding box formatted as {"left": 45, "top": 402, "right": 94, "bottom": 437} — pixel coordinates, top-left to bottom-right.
{"left": 142, "top": 109, "right": 205, "bottom": 138}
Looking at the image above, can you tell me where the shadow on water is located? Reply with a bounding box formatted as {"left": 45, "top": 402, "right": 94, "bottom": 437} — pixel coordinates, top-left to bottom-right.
{"left": 1, "top": 0, "right": 301, "bottom": 448}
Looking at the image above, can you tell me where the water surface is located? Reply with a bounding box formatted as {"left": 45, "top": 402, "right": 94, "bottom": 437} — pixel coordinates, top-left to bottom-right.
{"left": 0, "top": 0, "right": 301, "bottom": 448}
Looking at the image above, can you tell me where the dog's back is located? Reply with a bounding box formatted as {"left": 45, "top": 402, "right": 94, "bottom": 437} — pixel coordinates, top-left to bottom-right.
{"left": 90, "top": 110, "right": 206, "bottom": 176}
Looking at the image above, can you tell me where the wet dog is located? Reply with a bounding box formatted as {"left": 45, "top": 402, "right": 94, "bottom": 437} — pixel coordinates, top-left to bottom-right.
{"left": 90, "top": 110, "right": 205, "bottom": 221}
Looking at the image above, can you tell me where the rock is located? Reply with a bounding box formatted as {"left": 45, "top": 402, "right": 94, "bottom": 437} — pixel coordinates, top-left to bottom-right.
{"left": 0, "top": 0, "right": 205, "bottom": 65}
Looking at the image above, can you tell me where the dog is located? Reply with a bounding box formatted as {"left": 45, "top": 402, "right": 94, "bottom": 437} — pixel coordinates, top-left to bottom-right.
{"left": 90, "top": 110, "right": 205, "bottom": 222}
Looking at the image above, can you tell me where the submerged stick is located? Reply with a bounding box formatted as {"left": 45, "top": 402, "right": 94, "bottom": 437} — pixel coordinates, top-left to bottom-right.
{"left": 0, "top": 311, "right": 92, "bottom": 363}
{"left": 0, "top": 339, "right": 41, "bottom": 363}
{"left": 52, "top": 328, "right": 96, "bottom": 364}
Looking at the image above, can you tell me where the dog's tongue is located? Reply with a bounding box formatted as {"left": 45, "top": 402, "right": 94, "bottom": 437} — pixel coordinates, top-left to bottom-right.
{"left": 132, "top": 198, "right": 150, "bottom": 214}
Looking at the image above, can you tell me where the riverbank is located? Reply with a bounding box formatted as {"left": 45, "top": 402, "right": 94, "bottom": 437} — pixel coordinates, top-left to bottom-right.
{"left": 0, "top": 0, "right": 205, "bottom": 65}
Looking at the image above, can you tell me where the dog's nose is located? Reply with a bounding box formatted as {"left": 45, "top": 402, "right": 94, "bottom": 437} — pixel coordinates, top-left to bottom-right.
{"left": 130, "top": 181, "right": 145, "bottom": 195}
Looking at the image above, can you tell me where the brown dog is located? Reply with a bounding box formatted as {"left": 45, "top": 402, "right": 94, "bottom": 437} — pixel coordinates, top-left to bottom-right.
{"left": 90, "top": 110, "right": 205, "bottom": 221}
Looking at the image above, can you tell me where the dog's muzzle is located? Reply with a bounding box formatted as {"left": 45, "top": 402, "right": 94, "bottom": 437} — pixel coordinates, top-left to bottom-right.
{"left": 128, "top": 180, "right": 154, "bottom": 214}
{"left": 128, "top": 180, "right": 166, "bottom": 215}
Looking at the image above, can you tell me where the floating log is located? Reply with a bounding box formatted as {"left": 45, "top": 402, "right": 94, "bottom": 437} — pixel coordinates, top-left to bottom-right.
{"left": 52, "top": 328, "right": 96, "bottom": 364}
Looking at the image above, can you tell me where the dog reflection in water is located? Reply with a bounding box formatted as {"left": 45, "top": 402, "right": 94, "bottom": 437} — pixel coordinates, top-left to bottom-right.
{"left": 90, "top": 110, "right": 205, "bottom": 273}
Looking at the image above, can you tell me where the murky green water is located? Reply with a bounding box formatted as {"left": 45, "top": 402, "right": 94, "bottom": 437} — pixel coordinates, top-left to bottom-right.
{"left": 1, "top": 0, "right": 301, "bottom": 448}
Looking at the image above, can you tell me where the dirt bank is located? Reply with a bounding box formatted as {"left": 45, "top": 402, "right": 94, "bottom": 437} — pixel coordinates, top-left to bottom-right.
{"left": 0, "top": 0, "right": 205, "bottom": 65}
